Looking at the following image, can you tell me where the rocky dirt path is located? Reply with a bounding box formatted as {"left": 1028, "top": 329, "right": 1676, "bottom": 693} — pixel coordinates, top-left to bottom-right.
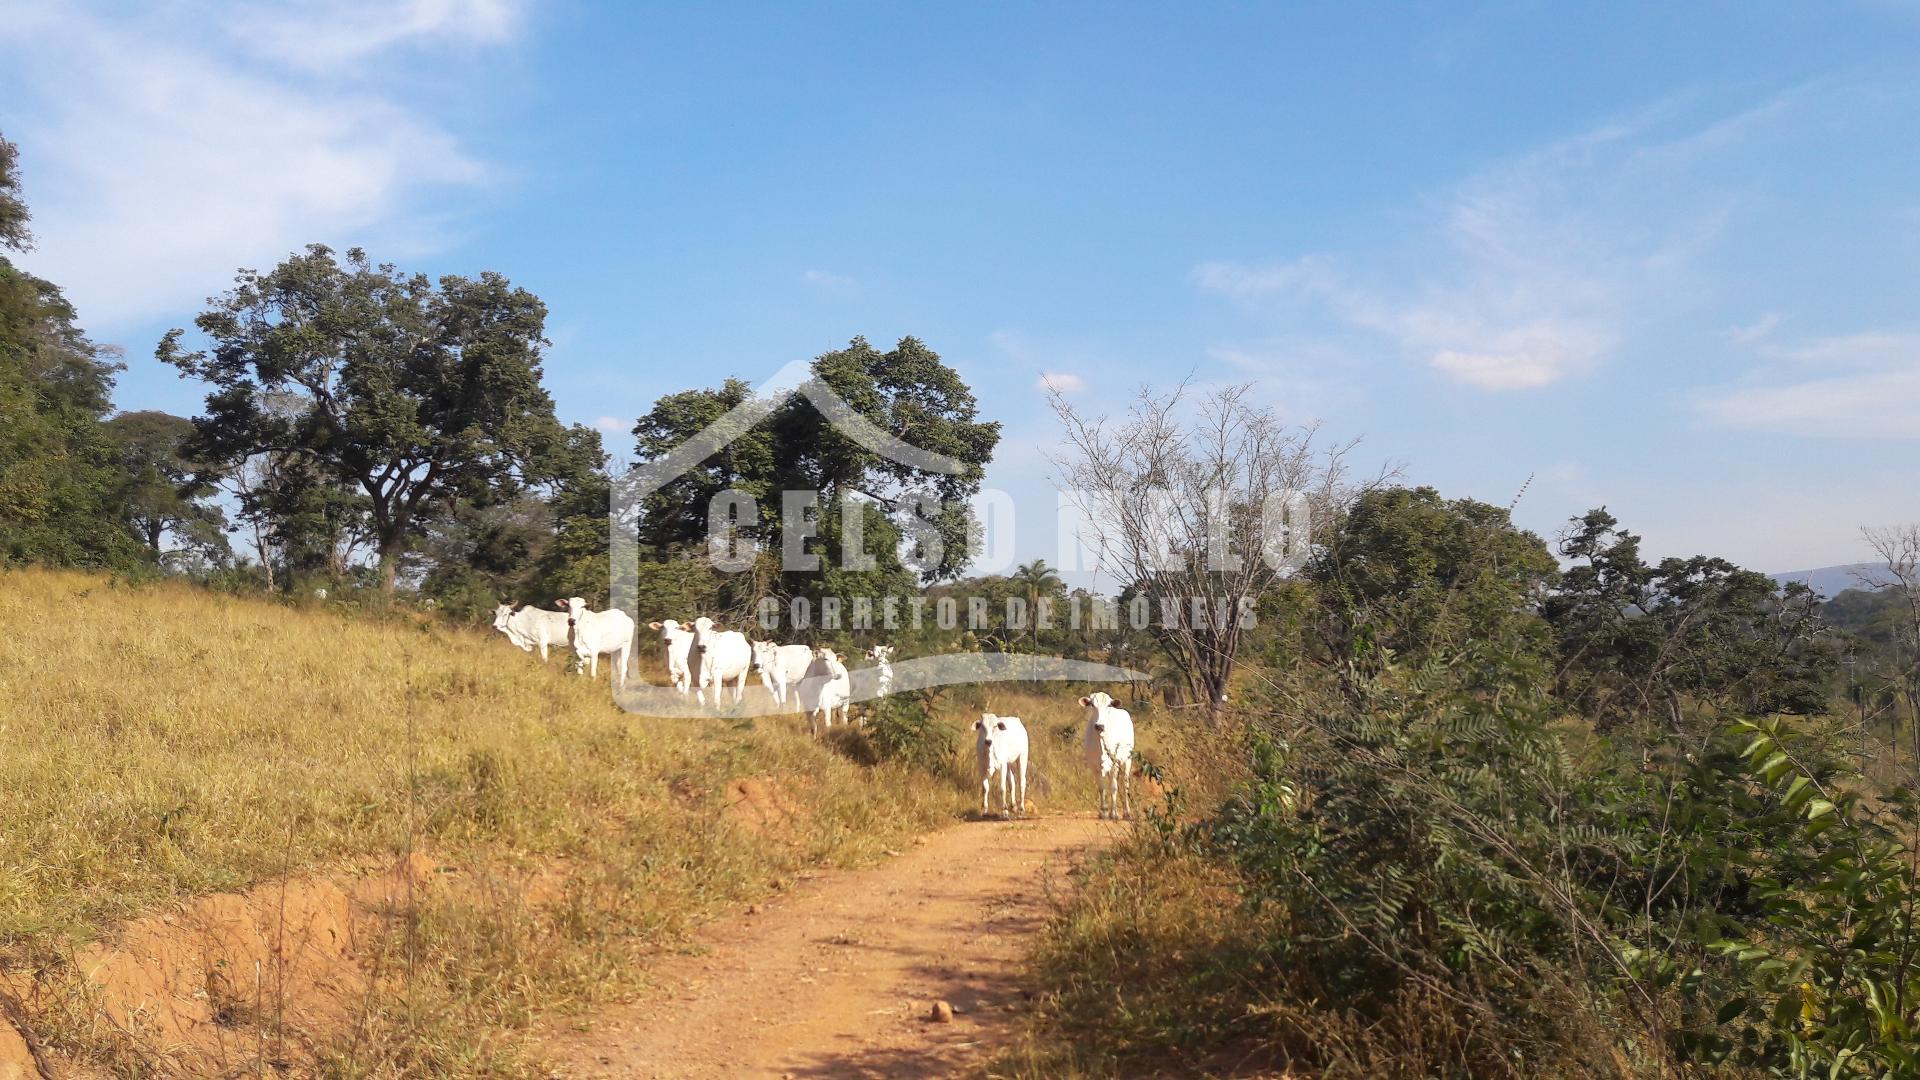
{"left": 536, "top": 814, "right": 1119, "bottom": 1079}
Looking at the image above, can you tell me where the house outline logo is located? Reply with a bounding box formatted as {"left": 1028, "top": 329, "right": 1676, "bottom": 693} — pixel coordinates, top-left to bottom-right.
{"left": 606, "top": 359, "right": 1150, "bottom": 716}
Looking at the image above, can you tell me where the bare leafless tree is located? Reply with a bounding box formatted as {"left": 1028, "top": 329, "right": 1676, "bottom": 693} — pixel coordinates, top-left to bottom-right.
{"left": 1048, "top": 380, "right": 1356, "bottom": 718}
{"left": 1862, "top": 524, "right": 1920, "bottom": 744}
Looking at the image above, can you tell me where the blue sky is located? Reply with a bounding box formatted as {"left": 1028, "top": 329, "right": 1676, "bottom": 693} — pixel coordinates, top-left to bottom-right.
{"left": 3, "top": 1, "right": 1917, "bottom": 576}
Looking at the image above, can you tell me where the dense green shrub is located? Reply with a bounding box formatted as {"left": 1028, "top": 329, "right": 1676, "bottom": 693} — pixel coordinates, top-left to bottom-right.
{"left": 860, "top": 691, "right": 955, "bottom": 774}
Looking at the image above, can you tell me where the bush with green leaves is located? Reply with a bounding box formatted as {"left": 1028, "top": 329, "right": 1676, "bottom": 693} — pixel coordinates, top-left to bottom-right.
{"left": 1701, "top": 717, "right": 1920, "bottom": 1076}
{"left": 860, "top": 691, "right": 955, "bottom": 775}
{"left": 1204, "top": 637, "right": 1920, "bottom": 1076}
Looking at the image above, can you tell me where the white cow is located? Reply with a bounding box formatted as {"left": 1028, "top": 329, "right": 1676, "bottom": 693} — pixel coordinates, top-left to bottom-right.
{"left": 558, "top": 597, "right": 635, "bottom": 690}
{"left": 750, "top": 640, "right": 814, "bottom": 708}
{"left": 797, "top": 646, "right": 851, "bottom": 735}
{"left": 864, "top": 644, "right": 895, "bottom": 698}
{"left": 689, "top": 616, "right": 752, "bottom": 706}
{"left": 647, "top": 619, "right": 696, "bottom": 695}
{"left": 1080, "top": 691, "right": 1136, "bottom": 820}
{"left": 973, "top": 712, "right": 1029, "bottom": 818}
{"left": 493, "top": 603, "right": 573, "bottom": 661}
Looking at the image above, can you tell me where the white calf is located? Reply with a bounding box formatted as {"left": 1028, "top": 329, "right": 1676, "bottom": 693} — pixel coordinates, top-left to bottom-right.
{"left": 1080, "top": 691, "right": 1136, "bottom": 820}
{"left": 493, "top": 603, "right": 572, "bottom": 661}
{"left": 647, "top": 619, "right": 696, "bottom": 694}
{"left": 558, "top": 597, "right": 636, "bottom": 690}
{"left": 750, "top": 640, "right": 814, "bottom": 708}
{"left": 864, "top": 644, "right": 895, "bottom": 698}
{"left": 974, "top": 712, "right": 1029, "bottom": 818}
{"left": 689, "top": 616, "right": 752, "bottom": 706}
{"left": 798, "top": 647, "right": 851, "bottom": 735}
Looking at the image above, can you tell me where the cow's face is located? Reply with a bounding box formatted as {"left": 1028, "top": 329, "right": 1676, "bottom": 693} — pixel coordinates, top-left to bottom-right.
{"left": 750, "top": 640, "right": 777, "bottom": 669}
{"left": 976, "top": 713, "right": 1002, "bottom": 751}
{"left": 867, "top": 645, "right": 894, "bottom": 662}
{"left": 1081, "top": 691, "right": 1114, "bottom": 711}
{"left": 691, "top": 616, "right": 717, "bottom": 647}
{"left": 650, "top": 618, "right": 685, "bottom": 641}
{"left": 560, "top": 597, "right": 588, "bottom": 623}
{"left": 492, "top": 604, "right": 513, "bottom": 630}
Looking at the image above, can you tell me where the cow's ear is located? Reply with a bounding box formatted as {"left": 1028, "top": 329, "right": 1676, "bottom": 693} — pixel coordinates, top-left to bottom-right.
{"left": 553, "top": 598, "right": 568, "bottom": 609}
{"left": 648, "top": 621, "right": 662, "bottom": 630}
{"left": 1079, "top": 696, "right": 1091, "bottom": 706}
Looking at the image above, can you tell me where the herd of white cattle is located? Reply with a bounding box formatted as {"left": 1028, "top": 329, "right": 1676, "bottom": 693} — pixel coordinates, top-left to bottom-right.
{"left": 491, "top": 598, "right": 1136, "bottom": 820}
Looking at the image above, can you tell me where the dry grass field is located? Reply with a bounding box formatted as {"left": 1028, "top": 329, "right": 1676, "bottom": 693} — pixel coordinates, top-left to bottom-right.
{"left": 0, "top": 569, "right": 1182, "bottom": 1077}
{"left": 0, "top": 570, "right": 975, "bottom": 1074}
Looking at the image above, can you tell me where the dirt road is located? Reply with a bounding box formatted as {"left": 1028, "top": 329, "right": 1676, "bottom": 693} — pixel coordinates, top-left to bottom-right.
{"left": 537, "top": 814, "right": 1118, "bottom": 1079}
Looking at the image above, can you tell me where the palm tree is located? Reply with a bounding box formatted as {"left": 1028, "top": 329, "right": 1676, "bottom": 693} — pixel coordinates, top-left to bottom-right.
{"left": 1012, "top": 559, "right": 1063, "bottom": 649}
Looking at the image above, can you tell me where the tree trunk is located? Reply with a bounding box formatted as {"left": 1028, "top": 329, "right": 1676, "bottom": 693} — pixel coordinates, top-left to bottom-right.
{"left": 256, "top": 522, "right": 275, "bottom": 591}
{"left": 375, "top": 511, "right": 410, "bottom": 593}
{"left": 376, "top": 529, "right": 404, "bottom": 593}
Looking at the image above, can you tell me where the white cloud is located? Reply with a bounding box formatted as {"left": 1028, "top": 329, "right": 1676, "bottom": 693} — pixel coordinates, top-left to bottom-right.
{"left": 0, "top": 1, "right": 521, "bottom": 329}
{"left": 1195, "top": 250, "right": 1617, "bottom": 392}
{"left": 801, "top": 268, "right": 857, "bottom": 290}
{"left": 992, "top": 330, "right": 1111, "bottom": 394}
{"left": 1189, "top": 92, "right": 1818, "bottom": 392}
{"left": 1202, "top": 341, "right": 1359, "bottom": 420}
{"left": 593, "top": 416, "right": 625, "bottom": 433}
{"left": 1696, "top": 330, "right": 1920, "bottom": 438}
{"left": 1429, "top": 350, "right": 1562, "bottom": 391}
{"left": 1726, "top": 311, "right": 1785, "bottom": 344}
{"left": 228, "top": 0, "right": 522, "bottom": 71}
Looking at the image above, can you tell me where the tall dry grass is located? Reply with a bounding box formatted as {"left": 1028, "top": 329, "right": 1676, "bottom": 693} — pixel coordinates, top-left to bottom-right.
{"left": 0, "top": 569, "right": 992, "bottom": 1075}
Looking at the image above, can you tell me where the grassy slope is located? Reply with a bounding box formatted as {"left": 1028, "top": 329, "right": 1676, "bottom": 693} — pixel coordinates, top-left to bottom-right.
{"left": 0, "top": 570, "right": 985, "bottom": 1074}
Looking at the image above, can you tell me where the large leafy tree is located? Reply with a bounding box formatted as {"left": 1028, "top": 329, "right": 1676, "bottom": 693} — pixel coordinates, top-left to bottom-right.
{"left": 632, "top": 377, "right": 775, "bottom": 550}
{"left": 1303, "top": 486, "right": 1560, "bottom": 672}
{"left": 1544, "top": 508, "right": 1834, "bottom": 729}
{"left": 767, "top": 336, "right": 998, "bottom": 581}
{"left": 104, "top": 410, "right": 229, "bottom": 565}
{"left": 160, "top": 245, "right": 588, "bottom": 591}
{"left": 414, "top": 423, "right": 609, "bottom": 618}
{"left": 0, "top": 132, "right": 141, "bottom": 569}
{"left": 630, "top": 336, "right": 1000, "bottom": 613}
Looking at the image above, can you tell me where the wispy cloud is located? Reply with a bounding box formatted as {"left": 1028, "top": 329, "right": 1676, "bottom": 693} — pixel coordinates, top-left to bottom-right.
{"left": 1193, "top": 252, "right": 1616, "bottom": 392}
{"left": 0, "top": 0, "right": 522, "bottom": 328}
{"left": 1697, "top": 330, "right": 1920, "bottom": 438}
{"left": 991, "top": 330, "right": 1113, "bottom": 394}
{"left": 801, "top": 268, "right": 857, "bottom": 290}
{"left": 1726, "top": 311, "right": 1785, "bottom": 344}
{"left": 228, "top": 0, "right": 523, "bottom": 71}
{"left": 593, "top": 415, "right": 626, "bottom": 433}
{"left": 1203, "top": 341, "right": 1359, "bottom": 419}
{"left": 1190, "top": 91, "right": 1822, "bottom": 392}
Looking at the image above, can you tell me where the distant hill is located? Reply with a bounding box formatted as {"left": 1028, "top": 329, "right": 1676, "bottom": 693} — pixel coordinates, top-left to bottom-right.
{"left": 1771, "top": 562, "right": 1890, "bottom": 600}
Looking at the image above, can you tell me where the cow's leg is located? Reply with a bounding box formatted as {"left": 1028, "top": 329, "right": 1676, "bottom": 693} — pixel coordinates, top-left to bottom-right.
{"left": 981, "top": 773, "right": 992, "bottom": 817}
